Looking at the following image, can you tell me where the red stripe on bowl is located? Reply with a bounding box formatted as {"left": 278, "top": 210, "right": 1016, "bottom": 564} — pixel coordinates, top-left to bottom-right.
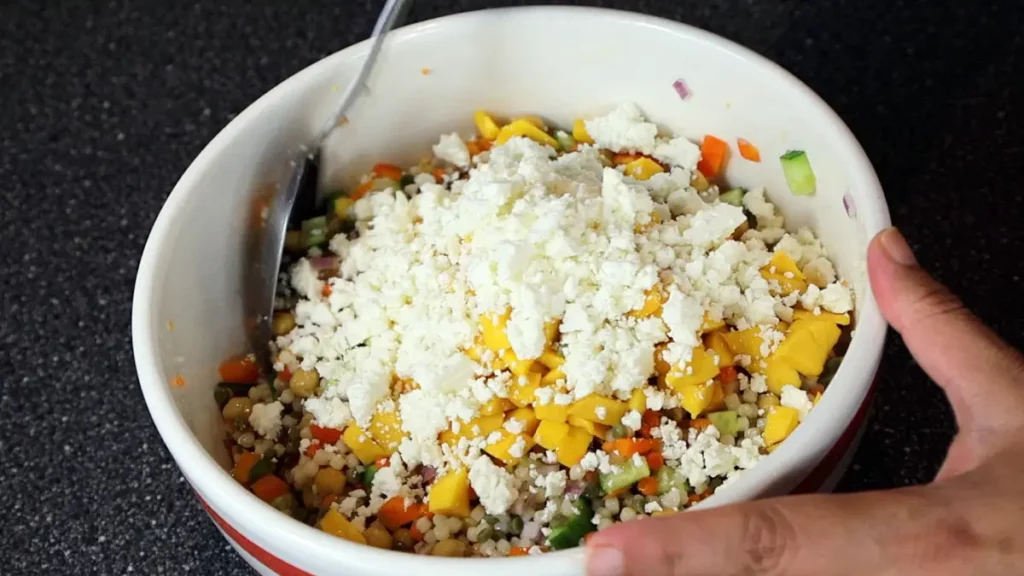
{"left": 199, "top": 498, "right": 313, "bottom": 576}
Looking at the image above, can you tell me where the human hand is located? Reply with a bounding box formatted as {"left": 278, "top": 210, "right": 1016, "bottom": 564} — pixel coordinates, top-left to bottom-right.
{"left": 585, "top": 228, "right": 1024, "bottom": 576}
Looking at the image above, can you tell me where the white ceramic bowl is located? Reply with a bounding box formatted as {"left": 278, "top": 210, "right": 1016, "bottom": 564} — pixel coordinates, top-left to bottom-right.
{"left": 133, "top": 6, "right": 890, "bottom": 575}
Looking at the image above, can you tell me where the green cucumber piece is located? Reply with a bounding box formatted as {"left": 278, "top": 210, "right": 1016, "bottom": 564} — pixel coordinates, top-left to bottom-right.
{"left": 361, "top": 464, "right": 378, "bottom": 488}
{"left": 707, "top": 410, "right": 742, "bottom": 437}
{"left": 599, "top": 457, "right": 651, "bottom": 494}
{"left": 780, "top": 150, "right": 816, "bottom": 196}
{"left": 300, "top": 216, "right": 328, "bottom": 248}
{"left": 655, "top": 466, "right": 690, "bottom": 496}
{"left": 554, "top": 130, "right": 577, "bottom": 152}
{"left": 248, "top": 456, "right": 275, "bottom": 483}
{"left": 719, "top": 187, "right": 745, "bottom": 207}
{"left": 547, "top": 498, "right": 595, "bottom": 550}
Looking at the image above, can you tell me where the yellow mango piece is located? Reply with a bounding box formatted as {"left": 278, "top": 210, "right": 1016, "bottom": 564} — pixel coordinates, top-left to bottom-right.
{"left": 541, "top": 367, "right": 566, "bottom": 386}
{"left": 480, "top": 309, "right": 511, "bottom": 352}
{"left": 473, "top": 110, "right": 501, "bottom": 140}
{"left": 439, "top": 413, "right": 505, "bottom": 445}
{"left": 509, "top": 371, "right": 543, "bottom": 407}
{"left": 485, "top": 431, "right": 536, "bottom": 464}
{"left": 342, "top": 425, "right": 388, "bottom": 465}
{"left": 544, "top": 319, "right": 560, "bottom": 345}
{"left": 464, "top": 343, "right": 483, "bottom": 362}
{"left": 535, "top": 403, "right": 569, "bottom": 422}
{"left": 792, "top": 309, "right": 851, "bottom": 326}
{"left": 774, "top": 320, "right": 841, "bottom": 376}
{"left": 680, "top": 380, "right": 719, "bottom": 419}
{"left": 534, "top": 420, "right": 570, "bottom": 451}
{"left": 655, "top": 345, "right": 672, "bottom": 377}
{"left": 507, "top": 407, "right": 540, "bottom": 436}
{"left": 628, "top": 388, "right": 647, "bottom": 413}
{"left": 496, "top": 119, "right": 560, "bottom": 149}
{"left": 369, "top": 410, "right": 405, "bottom": 453}
{"left": 479, "top": 397, "right": 515, "bottom": 416}
{"left": 764, "top": 356, "right": 802, "bottom": 396}
{"left": 568, "top": 395, "right": 629, "bottom": 426}
{"left": 568, "top": 415, "right": 610, "bottom": 439}
{"left": 556, "top": 426, "right": 593, "bottom": 467}
{"left": 429, "top": 468, "right": 471, "bottom": 518}
{"left": 623, "top": 157, "right": 665, "bottom": 181}
{"left": 629, "top": 288, "right": 663, "bottom": 318}
{"left": 704, "top": 332, "right": 735, "bottom": 367}
{"left": 514, "top": 115, "right": 546, "bottom": 129}
{"left": 538, "top": 350, "right": 565, "bottom": 370}
{"left": 664, "top": 347, "right": 721, "bottom": 393}
{"left": 320, "top": 509, "right": 366, "bottom": 544}
{"left": 763, "top": 406, "right": 801, "bottom": 446}
{"left": 572, "top": 119, "right": 594, "bottom": 144}
{"left": 502, "top": 350, "right": 536, "bottom": 377}
{"left": 722, "top": 328, "right": 765, "bottom": 363}
{"left": 761, "top": 252, "right": 808, "bottom": 296}
{"left": 701, "top": 312, "right": 727, "bottom": 333}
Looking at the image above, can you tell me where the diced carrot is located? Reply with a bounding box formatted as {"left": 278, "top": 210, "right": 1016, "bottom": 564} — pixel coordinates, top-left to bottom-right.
{"left": 610, "top": 438, "right": 657, "bottom": 458}
{"left": 304, "top": 443, "right": 321, "bottom": 458}
{"left": 409, "top": 523, "right": 425, "bottom": 542}
{"left": 218, "top": 355, "right": 260, "bottom": 384}
{"left": 172, "top": 375, "right": 186, "bottom": 387}
{"left": 352, "top": 179, "right": 375, "bottom": 200}
{"left": 807, "top": 384, "right": 826, "bottom": 397}
{"left": 737, "top": 138, "right": 761, "bottom": 162}
{"left": 477, "top": 138, "right": 492, "bottom": 151}
{"left": 310, "top": 425, "right": 343, "bottom": 446}
{"left": 377, "top": 496, "right": 428, "bottom": 530}
{"left": 637, "top": 476, "right": 660, "bottom": 496}
{"left": 251, "top": 474, "right": 290, "bottom": 503}
{"left": 719, "top": 366, "right": 738, "bottom": 385}
{"left": 232, "top": 451, "right": 261, "bottom": 484}
{"left": 468, "top": 487, "right": 477, "bottom": 501}
{"left": 687, "top": 491, "right": 711, "bottom": 506}
{"left": 466, "top": 139, "right": 483, "bottom": 157}
{"left": 278, "top": 366, "right": 292, "bottom": 382}
{"left": 375, "top": 457, "right": 390, "bottom": 468}
{"left": 321, "top": 494, "right": 339, "bottom": 509}
{"left": 697, "top": 134, "right": 729, "bottom": 178}
{"left": 645, "top": 451, "right": 665, "bottom": 472}
{"left": 432, "top": 168, "right": 447, "bottom": 183}
{"left": 642, "top": 410, "right": 661, "bottom": 429}
{"left": 321, "top": 284, "right": 332, "bottom": 297}
{"left": 601, "top": 441, "right": 616, "bottom": 454}
{"left": 372, "top": 163, "right": 404, "bottom": 182}
{"left": 509, "top": 546, "right": 531, "bottom": 557}
{"left": 689, "top": 418, "right": 713, "bottom": 431}
{"left": 612, "top": 153, "right": 643, "bottom": 166}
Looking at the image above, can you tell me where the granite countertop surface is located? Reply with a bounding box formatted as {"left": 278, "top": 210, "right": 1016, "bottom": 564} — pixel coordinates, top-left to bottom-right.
{"left": 1, "top": 0, "right": 1021, "bottom": 573}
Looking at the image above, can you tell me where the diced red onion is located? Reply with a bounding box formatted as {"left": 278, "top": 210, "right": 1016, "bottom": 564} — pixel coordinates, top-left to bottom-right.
{"left": 419, "top": 465, "right": 438, "bottom": 484}
{"left": 310, "top": 256, "right": 338, "bottom": 271}
{"left": 521, "top": 520, "right": 541, "bottom": 541}
{"left": 672, "top": 79, "right": 692, "bottom": 100}
{"left": 564, "top": 480, "right": 587, "bottom": 497}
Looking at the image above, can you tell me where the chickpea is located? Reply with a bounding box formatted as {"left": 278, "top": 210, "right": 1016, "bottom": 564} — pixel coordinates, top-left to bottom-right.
{"left": 289, "top": 369, "right": 320, "bottom": 398}
{"left": 757, "top": 393, "right": 781, "bottom": 410}
{"left": 272, "top": 312, "right": 296, "bottom": 336}
{"left": 222, "top": 397, "right": 253, "bottom": 421}
{"left": 314, "top": 467, "right": 346, "bottom": 496}
{"left": 363, "top": 524, "right": 394, "bottom": 550}
{"left": 691, "top": 169, "right": 710, "bottom": 191}
{"left": 432, "top": 539, "right": 468, "bottom": 557}
{"left": 392, "top": 528, "right": 415, "bottom": 551}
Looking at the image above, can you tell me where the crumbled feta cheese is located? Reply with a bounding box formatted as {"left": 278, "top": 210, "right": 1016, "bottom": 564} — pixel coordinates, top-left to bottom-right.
{"left": 820, "top": 282, "right": 854, "bottom": 314}
{"left": 621, "top": 410, "right": 642, "bottom": 431}
{"left": 432, "top": 132, "right": 471, "bottom": 168}
{"left": 302, "top": 396, "right": 351, "bottom": 430}
{"left": 584, "top": 102, "right": 658, "bottom": 153}
{"left": 780, "top": 385, "right": 814, "bottom": 419}
{"left": 249, "top": 401, "right": 284, "bottom": 438}
{"left": 469, "top": 457, "right": 520, "bottom": 515}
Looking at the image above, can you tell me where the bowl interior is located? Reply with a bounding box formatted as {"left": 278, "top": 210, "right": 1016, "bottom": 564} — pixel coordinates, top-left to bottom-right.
{"left": 134, "top": 6, "right": 888, "bottom": 573}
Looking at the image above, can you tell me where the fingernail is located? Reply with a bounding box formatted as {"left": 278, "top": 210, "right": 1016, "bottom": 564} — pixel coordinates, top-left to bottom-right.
{"left": 587, "top": 545, "right": 625, "bottom": 576}
{"left": 880, "top": 227, "right": 917, "bottom": 266}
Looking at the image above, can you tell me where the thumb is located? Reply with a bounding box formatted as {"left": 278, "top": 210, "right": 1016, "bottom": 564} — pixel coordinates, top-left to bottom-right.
{"left": 586, "top": 487, "right": 958, "bottom": 576}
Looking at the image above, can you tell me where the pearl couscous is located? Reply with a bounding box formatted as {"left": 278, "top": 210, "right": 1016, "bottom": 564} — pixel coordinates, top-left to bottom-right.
{"left": 214, "top": 103, "right": 852, "bottom": 557}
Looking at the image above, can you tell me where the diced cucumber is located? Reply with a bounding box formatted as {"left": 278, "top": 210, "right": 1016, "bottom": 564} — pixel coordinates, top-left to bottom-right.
{"left": 599, "top": 457, "right": 651, "bottom": 494}
{"left": 655, "top": 466, "right": 690, "bottom": 496}
{"left": 547, "top": 498, "right": 595, "bottom": 550}
{"left": 719, "top": 187, "right": 745, "bottom": 207}
{"left": 332, "top": 196, "right": 355, "bottom": 220}
{"left": 248, "top": 456, "right": 275, "bottom": 483}
{"left": 780, "top": 150, "right": 816, "bottom": 196}
{"left": 554, "top": 130, "right": 577, "bottom": 152}
{"left": 707, "top": 410, "right": 742, "bottom": 437}
{"left": 300, "top": 216, "right": 328, "bottom": 248}
{"left": 361, "top": 464, "right": 378, "bottom": 488}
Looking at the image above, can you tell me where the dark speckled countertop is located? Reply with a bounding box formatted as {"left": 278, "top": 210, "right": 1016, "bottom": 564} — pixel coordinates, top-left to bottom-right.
{"left": 1, "top": 0, "right": 1022, "bottom": 573}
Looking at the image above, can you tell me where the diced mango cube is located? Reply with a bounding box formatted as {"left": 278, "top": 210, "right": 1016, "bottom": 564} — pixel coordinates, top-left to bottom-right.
{"left": 485, "top": 431, "right": 535, "bottom": 464}
{"left": 541, "top": 367, "right": 566, "bottom": 386}
{"left": 369, "top": 410, "right": 405, "bottom": 453}
{"left": 535, "top": 403, "right": 569, "bottom": 422}
{"left": 568, "top": 415, "right": 610, "bottom": 439}
{"left": 680, "top": 380, "right": 719, "bottom": 419}
{"left": 761, "top": 252, "right": 808, "bottom": 296}
{"left": 654, "top": 345, "right": 672, "bottom": 378}
{"left": 514, "top": 115, "right": 546, "bottom": 129}
{"left": 342, "top": 425, "right": 388, "bottom": 465}
{"left": 792, "top": 309, "right": 851, "bottom": 326}
{"left": 496, "top": 119, "right": 560, "bottom": 149}
{"left": 556, "top": 426, "right": 593, "bottom": 467}
{"left": 701, "top": 313, "right": 727, "bottom": 333}
{"left": 473, "top": 110, "right": 501, "bottom": 140}
{"left": 764, "top": 357, "right": 802, "bottom": 396}
{"left": 509, "top": 371, "right": 542, "bottom": 407}
{"left": 623, "top": 157, "right": 665, "bottom": 181}
{"left": 479, "top": 397, "right": 515, "bottom": 416}
{"left": 568, "top": 395, "right": 629, "bottom": 426}
{"left": 763, "top": 406, "right": 801, "bottom": 446}
{"left": 538, "top": 350, "right": 565, "bottom": 370}
{"left": 774, "top": 319, "right": 840, "bottom": 376}
{"left": 572, "top": 119, "right": 594, "bottom": 144}
{"left": 480, "top": 309, "right": 511, "bottom": 352}
{"left": 629, "top": 288, "right": 663, "bottom": 318}
{"left": 320, "top": 509, "right": 366, "bottom": 544}
{"left": 704, "top": 332, "right": 735, "bottom": 367}
{"left": 722, "top": 328, "right": 765, "bottom": 363}
{"left": 506, "top": 407, "right": 540, "bottom": 435}
{"left": 429, "top": 468, "right": 471, "bottom": 518}
{"left": 534, "top": 420, "right": 570, "bottom": 451}
{"left": 628, "top": 389, "right": 647, "bottom": 413}
{"left": 664, "top": 347, "right": 721, "bottom": 393}
{"left": 544, "top": 320, "right": 561, "bottom": 344}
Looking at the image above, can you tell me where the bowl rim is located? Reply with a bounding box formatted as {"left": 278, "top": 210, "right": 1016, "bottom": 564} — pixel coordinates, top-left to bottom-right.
{"left": 133, "top": 4, "right": 890, "bottom": 571}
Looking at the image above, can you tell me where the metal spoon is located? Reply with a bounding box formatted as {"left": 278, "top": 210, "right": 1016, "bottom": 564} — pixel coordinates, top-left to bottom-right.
{"left": 246, "top": 0, "right": 411, "bottom": 377}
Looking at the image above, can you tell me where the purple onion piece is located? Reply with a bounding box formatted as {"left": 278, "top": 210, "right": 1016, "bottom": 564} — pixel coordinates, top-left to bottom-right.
{"left": 419, "top": 465, "right": 438, "bottom": 484}
{"left": 310, "top": 255, "right": 338, "bottom": 270}
{"left": 672, "top": 79, "right": 692, "bottom": 100}
{"left": 564, "top": 480, "right": 587, "bottom": 498}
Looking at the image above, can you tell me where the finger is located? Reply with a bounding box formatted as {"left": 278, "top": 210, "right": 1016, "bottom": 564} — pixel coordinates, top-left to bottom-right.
{"left": 868, "top": 227, "right": 1024, "bottom": 431}
{"left": 586, "top": 488, "right": 969, "bottom": 576}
